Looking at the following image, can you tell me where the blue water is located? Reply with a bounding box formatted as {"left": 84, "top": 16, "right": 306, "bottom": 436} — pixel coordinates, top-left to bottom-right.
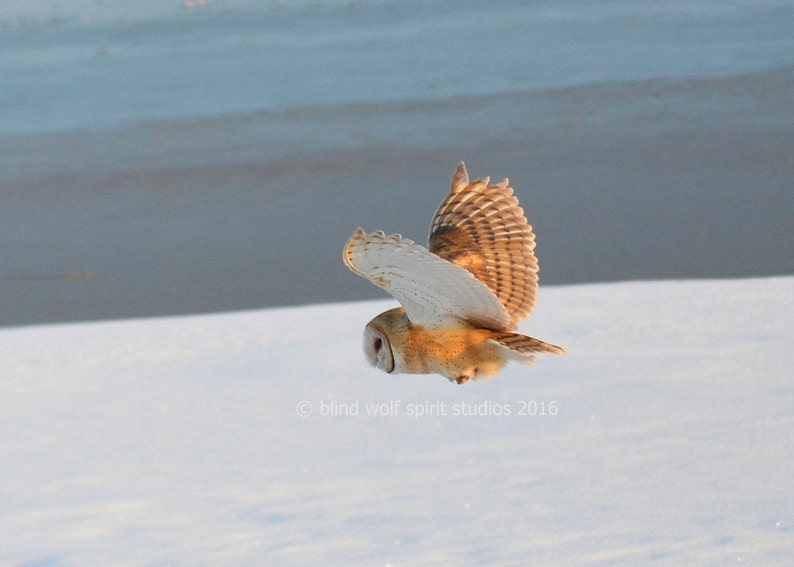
{"left": 2, "top": 0, "right": 793, "bottom": 135}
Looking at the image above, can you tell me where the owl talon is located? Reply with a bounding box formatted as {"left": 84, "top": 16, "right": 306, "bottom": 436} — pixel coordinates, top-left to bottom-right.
{"left": 455, "top": 376, "right": 470, "bottom": 385}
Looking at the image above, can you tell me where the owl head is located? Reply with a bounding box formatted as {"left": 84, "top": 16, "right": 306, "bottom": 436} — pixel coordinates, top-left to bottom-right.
{"left": 362, "top": 307, "right": 410, "bottom": 374}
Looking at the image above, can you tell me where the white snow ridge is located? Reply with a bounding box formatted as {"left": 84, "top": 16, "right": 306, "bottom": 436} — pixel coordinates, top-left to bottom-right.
{"left": 1, "top": 277, "right": 791, "bottom": 565}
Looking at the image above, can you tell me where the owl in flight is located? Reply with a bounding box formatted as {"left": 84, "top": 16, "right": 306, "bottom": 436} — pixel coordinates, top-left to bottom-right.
{"left": 343, "top": 162, "right": 564, "bottom": 384}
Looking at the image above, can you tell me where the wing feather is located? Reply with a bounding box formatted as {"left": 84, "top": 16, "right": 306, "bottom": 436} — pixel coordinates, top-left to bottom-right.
{"left": 428, "top": 162, "right": 539, "bottom": 328}
{"left": 343, "top": 228, "right": 512, "bottom": 330}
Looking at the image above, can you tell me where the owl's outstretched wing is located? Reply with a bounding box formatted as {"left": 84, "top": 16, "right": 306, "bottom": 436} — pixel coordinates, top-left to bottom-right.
{"left": 428, "top": 162, "right": 539, "bottom": 329}
{"left": 343, "top": 228, "right": 512, "bottom": 330}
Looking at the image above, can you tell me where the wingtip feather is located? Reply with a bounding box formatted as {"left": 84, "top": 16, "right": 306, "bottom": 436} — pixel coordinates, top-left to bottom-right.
{"left": 343, "top": 227, "right": 367, "bottom": 272}
{"left": 451, "top": 161, "right": 469, "bottom": 192}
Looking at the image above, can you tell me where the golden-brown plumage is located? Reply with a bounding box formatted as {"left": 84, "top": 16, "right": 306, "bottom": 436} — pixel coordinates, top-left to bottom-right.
{"left": 429, "top": 165, "right": 538, "bottom": 329}
{"left": 344, "top": 162, "right": 564, "bottom": 384}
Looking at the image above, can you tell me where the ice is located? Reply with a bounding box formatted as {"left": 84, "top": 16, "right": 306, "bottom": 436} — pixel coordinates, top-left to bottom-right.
{"left": 2, "top": 0, "right": 793, "bottom": 134}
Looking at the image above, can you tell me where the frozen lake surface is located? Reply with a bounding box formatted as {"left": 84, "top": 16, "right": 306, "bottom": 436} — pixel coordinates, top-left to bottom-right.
{"left": 1, "top": 1, "right": 792, "bottom": 325}
{"left": 3, "top": 0, "right": 794, "bottom": 134}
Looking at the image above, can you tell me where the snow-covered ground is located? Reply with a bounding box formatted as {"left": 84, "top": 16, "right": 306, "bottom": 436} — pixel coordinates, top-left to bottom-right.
{"left": 2, "top": 276, "right": 791, "bottom": 565}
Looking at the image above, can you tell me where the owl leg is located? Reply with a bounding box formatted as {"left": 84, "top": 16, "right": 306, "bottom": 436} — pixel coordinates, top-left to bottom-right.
{"left": 455, "top": 374, "right": 472, "bottom": 385}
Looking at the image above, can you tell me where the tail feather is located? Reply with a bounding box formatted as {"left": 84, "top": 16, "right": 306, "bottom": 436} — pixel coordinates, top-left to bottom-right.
{"left": 488, "top": 332, "right": 566, "bottom": 357}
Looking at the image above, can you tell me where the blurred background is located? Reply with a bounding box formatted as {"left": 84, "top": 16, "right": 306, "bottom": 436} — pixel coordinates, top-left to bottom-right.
{"left": 2, "top": 0, "right": 793, "bottom": 326}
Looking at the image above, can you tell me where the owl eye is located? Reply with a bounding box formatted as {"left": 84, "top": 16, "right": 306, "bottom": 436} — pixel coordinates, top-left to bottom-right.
{"left": 363, "top": 324, "right": 394, "bottom": 373}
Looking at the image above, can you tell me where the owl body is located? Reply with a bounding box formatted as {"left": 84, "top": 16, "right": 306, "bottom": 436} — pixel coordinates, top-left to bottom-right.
{"left": 344, "top": 162, "right": 564, "bottom": 384}
{"left": 365, "top": 307, "right": 517, "bottom": 382}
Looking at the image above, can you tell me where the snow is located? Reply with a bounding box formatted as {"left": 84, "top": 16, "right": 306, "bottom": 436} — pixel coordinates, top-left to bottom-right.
{"left": 2, "top": 276, "right": 792, "bottom": 565}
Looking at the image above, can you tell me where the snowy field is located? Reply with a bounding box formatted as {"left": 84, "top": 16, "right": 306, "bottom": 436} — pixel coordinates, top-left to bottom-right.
{"left": 2, "top": 276, "right": 791, "bottom": 565}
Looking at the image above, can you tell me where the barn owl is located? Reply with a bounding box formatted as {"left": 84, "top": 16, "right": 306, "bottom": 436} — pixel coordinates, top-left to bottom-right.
{"left": 343, "top": 162, "right": 564, "bottom": 384}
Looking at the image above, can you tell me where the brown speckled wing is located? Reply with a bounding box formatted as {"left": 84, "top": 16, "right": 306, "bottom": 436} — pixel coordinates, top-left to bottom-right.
{"left": 428, "top": 162, "right": 539, "bottom": 329}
